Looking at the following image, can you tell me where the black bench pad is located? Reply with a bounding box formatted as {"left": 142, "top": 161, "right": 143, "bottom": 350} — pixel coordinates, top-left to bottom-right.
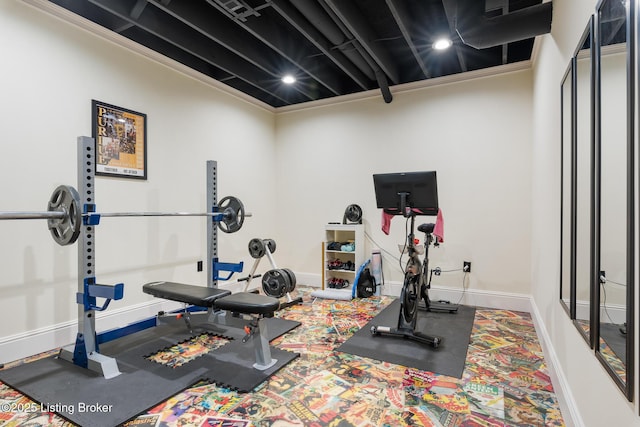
{"left": 214, "top": 292, "right": 280, "bottom": 315}
{"left": 143, "top": 281, "right": 231, "bottom": 307}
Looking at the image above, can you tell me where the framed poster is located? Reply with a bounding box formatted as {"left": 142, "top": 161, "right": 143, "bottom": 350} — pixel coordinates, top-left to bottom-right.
{"left": 92, "top": 100, "right": 147, "bottom": 179}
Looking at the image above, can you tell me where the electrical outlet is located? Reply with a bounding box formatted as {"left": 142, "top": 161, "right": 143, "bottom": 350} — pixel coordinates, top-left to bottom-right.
{"left": 463, "top": 261, "right": 471, "bottom": 273}
{"left": 197, "top": 260, "right": 203, "bottom": 272}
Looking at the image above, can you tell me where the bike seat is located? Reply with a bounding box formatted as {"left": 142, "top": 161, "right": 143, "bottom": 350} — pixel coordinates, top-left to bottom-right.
{"left": 417, "top": 223, "right": 435, "bottom": 234}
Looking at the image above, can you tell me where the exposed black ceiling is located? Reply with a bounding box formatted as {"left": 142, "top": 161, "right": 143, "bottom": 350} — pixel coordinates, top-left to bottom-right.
{"left": 47, "top": 0, "right": 553, "bottom": 108}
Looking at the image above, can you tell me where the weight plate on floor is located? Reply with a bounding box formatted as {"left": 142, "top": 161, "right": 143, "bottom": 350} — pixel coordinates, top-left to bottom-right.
{"left": 265, "top": 238, "right": 276, "bottom": 254}
{"left": 248, "top": 238, "right": 266, "bottom": 258}
{"left": 47, "top": 185, "right": 81, "bottom": 246}
{"left": 282, "top": 268, "right": 296, "bottom": 293}
{"left": 262, "top": 269, "right": 289, "bottom": 298}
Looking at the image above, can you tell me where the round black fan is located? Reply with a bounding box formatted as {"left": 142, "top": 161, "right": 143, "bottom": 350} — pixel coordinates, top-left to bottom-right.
{"left": 343, "top": 204, "right": 363, "bottom": 224}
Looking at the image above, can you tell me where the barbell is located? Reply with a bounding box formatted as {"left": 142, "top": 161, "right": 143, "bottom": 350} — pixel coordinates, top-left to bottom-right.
{"left": 0, "top": 185, "right": 250, "bottom": 246}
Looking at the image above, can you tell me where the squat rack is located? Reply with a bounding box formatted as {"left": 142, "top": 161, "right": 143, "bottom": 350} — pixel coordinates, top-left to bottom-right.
{"left": 56, "top": 136, "right": 243, "bottom": 378}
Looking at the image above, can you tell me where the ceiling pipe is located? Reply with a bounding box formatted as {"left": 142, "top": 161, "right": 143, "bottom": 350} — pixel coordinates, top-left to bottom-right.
{"left": 290, "top": 0, "right": 393, "bottom": 102}
{"left": 318, "top": 0, "right": 393, "bottom": 103}
{"left": 323, "top": 0, "right": 399, "bottom": 84}
{"left": 449, "top": 0, "right": 553, "bottom": 50}
{"left": 374, "top": 69, "right": 392, "bottom": 103}
{"left": 266, "top": 0, "right": 371, "bottom": 90}
{"left": 386, "top": 0, "right": 431, "bottom": 79}
{"left": 289, "top": 0, "right": 376, "bottom": 82}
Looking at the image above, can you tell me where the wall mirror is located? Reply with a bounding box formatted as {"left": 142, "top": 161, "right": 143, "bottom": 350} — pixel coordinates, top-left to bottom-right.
{"left": 594, "top": 0, "right": 634, "bottom": 400}
{"left": 560, "top": 63, "right": 574, "bottom": 318}
{"left": 573, "top": 18, "right": 594, "bottom": 346}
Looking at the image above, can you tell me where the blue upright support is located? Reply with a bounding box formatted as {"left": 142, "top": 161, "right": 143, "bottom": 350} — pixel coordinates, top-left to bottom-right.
{"left": 213, "top": 259, "right": 244, "bottom": 281}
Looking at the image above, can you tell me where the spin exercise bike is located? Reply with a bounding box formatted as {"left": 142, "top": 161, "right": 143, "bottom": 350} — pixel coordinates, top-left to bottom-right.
{"left": 370, "top": 171, "right": 458, "bottom": 348}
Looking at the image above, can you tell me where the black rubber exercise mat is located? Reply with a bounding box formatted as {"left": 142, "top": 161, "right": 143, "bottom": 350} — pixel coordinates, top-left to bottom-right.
{"left": 600, "top": 322, "right": 627, "bottom": 365}
{"left": 337, "top": 299, "right": 475, "bottom": 378}
{"left": 0, "top": 316, "right": 299, "bottom": 427}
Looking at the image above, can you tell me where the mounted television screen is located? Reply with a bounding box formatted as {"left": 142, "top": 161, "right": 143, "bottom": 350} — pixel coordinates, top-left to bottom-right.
{"left": 373, "top": 171, "right": 438, "bottom": 215}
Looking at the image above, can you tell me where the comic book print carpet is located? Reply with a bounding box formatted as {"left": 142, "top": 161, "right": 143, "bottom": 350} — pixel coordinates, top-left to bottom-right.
{"left": 146, "top": 333, "right": 231, "bottom": 368}
{"left": 0, "top": 287, "right": 566, "bottom": 426}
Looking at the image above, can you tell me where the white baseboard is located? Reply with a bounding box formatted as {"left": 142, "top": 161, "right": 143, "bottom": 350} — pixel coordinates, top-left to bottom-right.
{"left": 378, "top": 280, "right": 533, "bottom": 312}
{"left": 0, "top": 272, "right": 580, "bottom": 427}
{"left": 294, "top": 272, "right": 323, "bottom": 287}
{"left": 575, "top": 299, "right": 626, "bottom": 324}
{"left": 529, "top": 299, "right": 584, "bottom": 427}
{"left": 300, "top": 275, "right": 532, "bottom": 312}
{"left": 0, "top": 299, "right": 181, "bottom": 365}
{"left": 0, "top": 274, "right": 323, "bottom": 365}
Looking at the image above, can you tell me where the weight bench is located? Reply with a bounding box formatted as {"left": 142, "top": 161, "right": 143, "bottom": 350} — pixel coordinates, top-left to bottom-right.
{"left": 143, "top": 281, "right": 231, "bottom": 331}
{"left": 143, "top": 281, "right": 281, "bottom": 370}
{"left": 214, "top": 292, "right": 281, "bottom": 370}
{"left": 143, "top": 281, "right": 231, "bottom": 306}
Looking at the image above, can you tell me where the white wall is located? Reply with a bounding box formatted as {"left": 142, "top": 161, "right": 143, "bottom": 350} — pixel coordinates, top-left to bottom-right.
{"left": 600, "top": 51, "right": 628, "bottom": 308}
{"left": 531, "top": 0, "right": 639, "bottom": 425}
{"left": 275, "top": 71, "right": 533, "bottom": 298}
{"left": 3, "top": 1, "right": 639, "bottom": 425}
{"left": 0, "top": 1, "right": 277, "bottom": 352}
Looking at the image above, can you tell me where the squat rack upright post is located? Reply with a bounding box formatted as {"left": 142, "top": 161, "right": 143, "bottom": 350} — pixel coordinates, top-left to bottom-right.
{"left": 207, "top": 160, "right": 218, "bottom": 288}
{"left": 207, "top": 159, "right": 244, "bottom": 288}
{"left": 58, "top": 136, "right": 123, "bottom": 379}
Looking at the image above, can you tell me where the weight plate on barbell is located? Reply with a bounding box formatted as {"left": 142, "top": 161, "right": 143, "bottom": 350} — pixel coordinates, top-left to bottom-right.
{"left": 282, "top": 268, "right": 296, "bottom": 293}
{"left": 265, "top": 239, "right": 276, "bottom": 254}
{"left": 262, "top": 269, "right": 290, "bottom": 298}
{"left": 47, "top": 185, "right": 82, "bottom": 246}
{"left": 217, "top": 196, "right": 245, "bottom": 234}
{"left": 248, "top": 238, "right": 266, "bottom": 259}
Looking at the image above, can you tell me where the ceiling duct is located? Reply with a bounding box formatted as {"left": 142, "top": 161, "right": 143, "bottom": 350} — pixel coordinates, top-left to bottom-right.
{"left": 289, "top": 0, "right": 393, "bottom": 102}
{"left": 288, "top": 0, "right": 376, "bottom": 81}
{"left": 446, "top": 0, "right": 553, "bottom": 50}
{"left": 207, "top": 0, "right": 261, "bottom": 21}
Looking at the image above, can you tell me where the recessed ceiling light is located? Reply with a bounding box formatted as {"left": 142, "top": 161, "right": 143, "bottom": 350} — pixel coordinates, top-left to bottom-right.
{"left": 282, "top": 75, "right": 296, "bottom": 84}
{"left": 433, "top": 38, "right": 452, "bottom": 50}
